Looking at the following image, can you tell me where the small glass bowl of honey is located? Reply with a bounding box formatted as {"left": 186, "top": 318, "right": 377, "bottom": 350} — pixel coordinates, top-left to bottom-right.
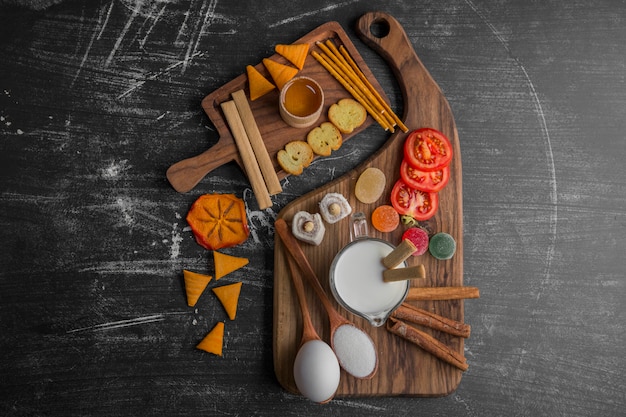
{"left": 279, "top": 76, "right": 324, "bottom": 128}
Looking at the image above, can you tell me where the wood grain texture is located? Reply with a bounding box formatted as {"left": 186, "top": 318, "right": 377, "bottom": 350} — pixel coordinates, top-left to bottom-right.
{"left": 166, "top": 21, "right": 382, "bottom": 193}
{"left": 273, "top": 12, "right": 464, "bottom": 397}
{"left": 1, "top": 0, "right": 625, "bottom": 416}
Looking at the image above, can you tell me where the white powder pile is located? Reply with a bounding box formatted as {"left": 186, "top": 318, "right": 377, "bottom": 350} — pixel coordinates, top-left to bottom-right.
{"left": 332, "top": 324, "right": 377, "bottom": 378}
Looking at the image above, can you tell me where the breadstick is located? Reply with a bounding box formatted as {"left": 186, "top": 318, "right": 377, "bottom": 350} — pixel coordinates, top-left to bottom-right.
{"left": 311, "top": 51, "right": 393, "bottom": 131}
{"left": 339, "top": 44, "right": 408, "bottom": 132}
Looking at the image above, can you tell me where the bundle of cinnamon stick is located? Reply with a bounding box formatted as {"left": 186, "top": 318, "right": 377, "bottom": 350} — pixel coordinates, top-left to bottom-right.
{"left": 386, "top": 286, "right": 480, "bottom": 372}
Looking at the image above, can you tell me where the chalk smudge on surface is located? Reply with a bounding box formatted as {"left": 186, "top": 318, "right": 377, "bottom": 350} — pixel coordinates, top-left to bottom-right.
{"left": 117, "top": 51, "right": 204, "bottom": 99}
{"left": 169, "top": 213, "right": 183, "bottom": 259}
{"left": 78, "top": 258, "right": 201, "bottom": 276}
{"left": 464, "top": 0, "right": 557, "bottom": 299}
{"left": 242, "top": 188, "right": 277, "bottom": 246}
{"left": 268, "top": 0, "right": 361, "bottom": 28}
{"left": 68, "top": 0, "right": 238, "bottom": 98}
{"left": 101, "top": 159, "right": 131, "bottom": 179}
{"left": 66, "top": 311, "right": 189, "bottom": 333}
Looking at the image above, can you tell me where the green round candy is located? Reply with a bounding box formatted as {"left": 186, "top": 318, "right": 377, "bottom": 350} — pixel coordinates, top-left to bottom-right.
{"left": 429, "top": 232, "right": 456, "bottom": 260}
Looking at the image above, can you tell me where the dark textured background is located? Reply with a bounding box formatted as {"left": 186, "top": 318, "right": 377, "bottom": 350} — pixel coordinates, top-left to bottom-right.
{"left": 1, "top": 0, "right": 624, "bottom": 415}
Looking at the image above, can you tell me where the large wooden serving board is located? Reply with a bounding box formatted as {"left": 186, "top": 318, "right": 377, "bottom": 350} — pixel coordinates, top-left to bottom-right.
{"left": 273, "top": 12, "right": 464, "bottom": 397}
{"left": 166, "top": 21, "right": 384, "bottom": 193}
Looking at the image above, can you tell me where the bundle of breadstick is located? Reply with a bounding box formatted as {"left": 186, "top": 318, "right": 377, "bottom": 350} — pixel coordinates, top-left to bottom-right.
{"left": 311, "top": 39, "right": 408, "bottom": 133}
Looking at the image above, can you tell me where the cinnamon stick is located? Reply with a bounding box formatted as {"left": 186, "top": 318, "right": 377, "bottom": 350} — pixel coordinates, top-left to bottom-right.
{"left": 387, "top": 317, "right": 468, "bottom": 371}
{"left": 220, "top": 100, "right": 272, "bottom": 210}
{"left": 392, "top": 303, "right": 471, "bottom": 338}
{"left": 406, "top": 287, "right": 480, "bottom": 301}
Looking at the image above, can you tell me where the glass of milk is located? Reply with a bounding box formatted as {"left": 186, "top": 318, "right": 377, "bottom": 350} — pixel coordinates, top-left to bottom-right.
{"left": 329, "top": 212, "right": 409, "bottom": 327}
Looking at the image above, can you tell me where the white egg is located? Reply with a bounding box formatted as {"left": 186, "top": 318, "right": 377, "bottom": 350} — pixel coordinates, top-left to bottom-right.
{"left": 293, "top": 339, "right": 340, "bottom": 403}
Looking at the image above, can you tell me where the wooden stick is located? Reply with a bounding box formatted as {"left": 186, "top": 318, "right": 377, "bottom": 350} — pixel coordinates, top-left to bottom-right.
{"left": 339, "top": 44, "right": 408, "bottom": 132}
{"left": 387, "top": 317, "right": 468, "bottom": 371}
{"left": 407, "top": 287, "right": 480, "bottom": 301}
{"left": 392, "top": 303, "right": 471, "bottom": 338}
{"left": 316, "top": 42, "right": 392, "bottom": 126}
{"left": 322, "top": 40, "right": 397, "bottom": 130}
{"left": 382, "top": 239, "right": 416, "bottom": 269}
{"left": 311, "top": 51, "right": 394, "bottom": 132}
{"left": 231, "top": 90, "right": 282, "bottom": 196}
{"left": 220, "top": 100, "right": 273, "bottom": 210}
{"left": 382, "top": 265, "right": 425, "bottom": 282}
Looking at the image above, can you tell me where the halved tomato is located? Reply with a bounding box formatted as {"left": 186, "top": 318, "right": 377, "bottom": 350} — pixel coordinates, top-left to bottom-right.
{"left": 403, "top": 128, "right": 453, "bottom": 172}
{"left": 400, "top": 160, "right": 450, "bottom": 193}
{"left": 390, "top": 179, "right": 439, "bottom": 221}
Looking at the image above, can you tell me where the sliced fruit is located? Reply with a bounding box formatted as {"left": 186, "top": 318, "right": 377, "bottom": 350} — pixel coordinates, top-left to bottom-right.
{"left": 186, "top": 194, "right": 250, "bottom": 251}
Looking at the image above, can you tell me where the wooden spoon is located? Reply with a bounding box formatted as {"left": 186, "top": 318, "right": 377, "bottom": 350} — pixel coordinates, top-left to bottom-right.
{"left": 275, "top": 218, "right": 378, "bottom": 379}
{"left": 285, "top": 254, "right": 321, "bottom": 347}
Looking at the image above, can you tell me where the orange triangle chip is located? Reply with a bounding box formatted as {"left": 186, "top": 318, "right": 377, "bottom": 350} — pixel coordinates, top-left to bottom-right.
{"left": 262, "top": 58, "right": 298, "bottom": 90}
{"left": 275, "top": 43, "right": 309, "bottom": 70}
{"left": 196, "top": 321, "right": 225, "bottom": 356}
{"left": 212, "top": 282, "right": 243, "bottom": 320}
{"left": 214, "top": 251, "right": 249, "bottom": 280}
{"left": 246, "top": 65, "right": 275, "bottom": 101}
{"left": 183, "top": 270, "right": 212, "bottom": 307}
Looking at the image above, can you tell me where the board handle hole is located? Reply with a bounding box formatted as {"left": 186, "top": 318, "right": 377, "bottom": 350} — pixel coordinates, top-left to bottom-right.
{"left": 369, "top": 18, "right": 390, "bottom": 39}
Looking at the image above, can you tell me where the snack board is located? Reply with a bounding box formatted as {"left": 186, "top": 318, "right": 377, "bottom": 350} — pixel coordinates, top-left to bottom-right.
{"left": 273, "top": 12, "right": 464, "bottom": 397}
{"left": 166, "top": 20, "right": 382, "bottom": 193}
{"left": 170, "top": 10, "right": 465, "bottom": 397}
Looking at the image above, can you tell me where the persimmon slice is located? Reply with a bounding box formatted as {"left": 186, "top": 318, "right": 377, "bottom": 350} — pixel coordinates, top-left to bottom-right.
{"left": 186, "top": 194, "right": 250, "bottom": 251}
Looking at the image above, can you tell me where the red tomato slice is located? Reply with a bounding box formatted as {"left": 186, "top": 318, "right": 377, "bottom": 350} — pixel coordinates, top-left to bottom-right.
{"left": 390, "top": 179, "right": 439, "bottom": 221}
{"left": 400, "top": 160, "right": 450, "bottom": 193}
{"left": 403, "top": 128, "right": 453, "bottom": 172}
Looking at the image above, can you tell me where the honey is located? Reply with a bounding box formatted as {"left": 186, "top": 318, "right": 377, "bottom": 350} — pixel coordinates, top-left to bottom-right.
{"left": 282, "top": 77, "right": 323, "bottom": 117}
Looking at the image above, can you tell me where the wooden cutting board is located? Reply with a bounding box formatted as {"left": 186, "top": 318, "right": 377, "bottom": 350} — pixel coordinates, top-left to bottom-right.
{"left": 166, "top": 21, "right": 383, "bottom": 193}
{"left": 273, "top": 12, "right": 464, "bottom": 397}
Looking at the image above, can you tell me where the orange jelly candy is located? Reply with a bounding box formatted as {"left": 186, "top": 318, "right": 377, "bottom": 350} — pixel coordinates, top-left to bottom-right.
{"left": 371, "top": 205, "right": 400, "bottom": 233}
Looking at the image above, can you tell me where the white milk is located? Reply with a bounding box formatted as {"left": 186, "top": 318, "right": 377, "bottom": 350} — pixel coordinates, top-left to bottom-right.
{"left": 330, "top": 239, "right": 408, "bottom": 317}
